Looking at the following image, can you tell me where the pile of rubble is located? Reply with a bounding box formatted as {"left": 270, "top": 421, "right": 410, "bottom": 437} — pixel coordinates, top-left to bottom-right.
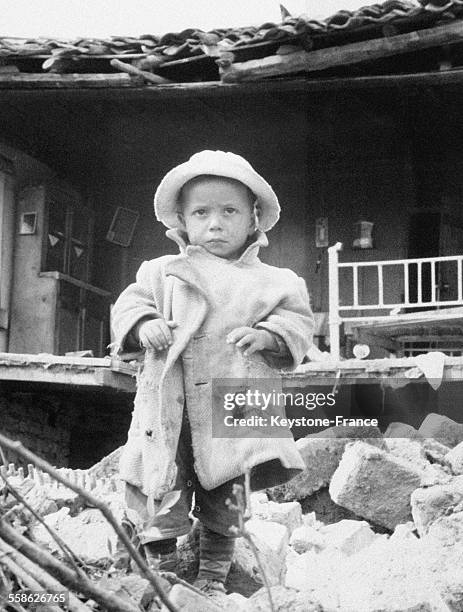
{"left": 1, "top": 412, "right": 463, "bottom": 611}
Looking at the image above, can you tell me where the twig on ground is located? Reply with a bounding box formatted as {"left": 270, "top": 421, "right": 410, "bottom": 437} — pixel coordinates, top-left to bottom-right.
{"left": 0, "top": 521, "right": 140, "bottom": 612}
{"left": 0, "top": 542, "right": 58, "bottom": 612}
{"left": 0, "top": 536, "right": 90, "bottom": 612}
{"left": 227, "top": 475, "right": 275, "bottom": 612}
{"left": 0, "top": 451, "right": 87, "bottom": 577}
{"left": 0, "top": 432, "right": 178, "bottom": 612}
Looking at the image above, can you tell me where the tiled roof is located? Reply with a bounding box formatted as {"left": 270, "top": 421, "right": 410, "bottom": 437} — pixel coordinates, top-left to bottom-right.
{"left": 0, "top": 0, "right": 462, "bottom": 83}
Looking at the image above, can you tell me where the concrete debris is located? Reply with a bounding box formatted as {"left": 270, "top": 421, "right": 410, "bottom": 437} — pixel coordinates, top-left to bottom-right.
{"left": 336, "top": 535, "right": 443, "bottom": 612}
{"left": 422, "top": 510, "right": 463, "bottom": 611}
{"left": 329, "top": 441, "right": 422, "bottom": 530}
{"left": 267, "top": 501, "right": 302, "bottom": 535}
{"left": 248, "top": 492, "right": 270, "bottom": 520}
{"left": 245, "top": 519, "right": 289, "bottom": 557}
{"left": 247, "top": 585, "right": 322, "bottom": 611}
{"left": 389, "top": 521, "right": 418, "bottom": 542}
{"left": 320, "top": 519, "right": 377, "bottom": 556}
{"left": 446, "top": 441, "right": 463, "bottom": 475}
{"left": 383, "top": 437, "right": 451, "bottom": 486}
{"left": 163, "top": 583, "right": 224, "bottom": 611}
{"left": 226, "top": 592, "right": 250, "bottom": 611}
{"left": 4, "top": 428, "right": 463, "bottom": 611}
{"left": 232, "top": 522, "right": 288, "bottom": 588}
{"left": 285, "top": 548, "right": 343, "bottom": 609}
{"left": 268, "top": 425, "right": 384, "bottom": 501}
{"left": 97, "top": 574, "right": 157, "bottom": 609}
{"left": 31, "top": 507, "right": 119, "bottom": 564}
{"left": 418, "top": 413, "right": 463, "bottom": 448}
{"left": 289, "top": 525, "right": 325, "bottom": 553}
{"left": 385, "top": 421, "right": 452, "bottom": 464}
{"left": 410, "top": 475, "right": 463, "bottom": 536}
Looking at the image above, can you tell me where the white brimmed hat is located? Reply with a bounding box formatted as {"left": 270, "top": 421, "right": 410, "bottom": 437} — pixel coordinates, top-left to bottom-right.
{"left": 154, "top": 150, "right": 280, "bottom": 231}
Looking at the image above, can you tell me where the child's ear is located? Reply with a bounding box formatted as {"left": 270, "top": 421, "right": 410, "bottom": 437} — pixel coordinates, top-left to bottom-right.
{"left": 249, "top": 202, "right": 260, "bottom": 233}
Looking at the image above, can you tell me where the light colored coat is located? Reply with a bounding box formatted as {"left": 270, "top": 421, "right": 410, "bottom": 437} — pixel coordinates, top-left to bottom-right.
{"left": 111, "top": 229, "right": 314, "bottom": 503}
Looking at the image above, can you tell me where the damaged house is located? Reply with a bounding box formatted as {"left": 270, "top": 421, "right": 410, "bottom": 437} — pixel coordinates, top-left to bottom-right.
{"left": 0, "top": 2, "right": 463, "bottom": 611}
{"left": 0, "top": 0, "right": 463, "bottom": 467}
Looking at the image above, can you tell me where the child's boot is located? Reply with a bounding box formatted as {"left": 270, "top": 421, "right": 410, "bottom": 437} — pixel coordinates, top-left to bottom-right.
{"left": 193, "top": 524, "right": 235, "bottom": 596}
{"left": 143, "top": 538, "right": 178, "bottom": 573}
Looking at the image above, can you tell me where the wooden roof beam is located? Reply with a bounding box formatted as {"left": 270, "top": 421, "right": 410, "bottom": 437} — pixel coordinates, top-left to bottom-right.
{"left": 219, "top": 20, "right": 463, "bottom": 83}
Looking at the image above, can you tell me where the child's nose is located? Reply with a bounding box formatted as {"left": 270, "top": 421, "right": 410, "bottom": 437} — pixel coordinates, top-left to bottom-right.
{"left": 208, "top": 214, "right": 223, "bottom": 230}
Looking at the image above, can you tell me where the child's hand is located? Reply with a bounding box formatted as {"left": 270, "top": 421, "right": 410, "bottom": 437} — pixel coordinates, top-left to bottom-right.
{"left": 226, "top": 327, "right": 277, "bottom": 357}
{"left": 137, "top": 319, "right": 178, "bottom": 352}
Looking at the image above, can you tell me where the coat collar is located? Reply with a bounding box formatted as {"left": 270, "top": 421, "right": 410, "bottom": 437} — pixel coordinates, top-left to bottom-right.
{"left": 165, "top": 227, "right": 268, "bottom": 264}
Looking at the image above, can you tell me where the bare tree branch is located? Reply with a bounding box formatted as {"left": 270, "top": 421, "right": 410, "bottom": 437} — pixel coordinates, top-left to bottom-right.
{"left": 0, "top": 432, "right": 178, "bottom": 612}
{"left": 0, "top": 537, "right": 90, "bottom": 612}
{"left": 0, "top": 460, "right": 87, "bottom": 577}
{"left": 0, "top": 521, "right": 142, "bottom": 612}
{"left": 227, "top": 478, "right": 275, "bottom": 612}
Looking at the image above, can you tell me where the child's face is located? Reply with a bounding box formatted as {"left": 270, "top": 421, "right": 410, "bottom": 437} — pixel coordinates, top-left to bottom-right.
{"left": 178, "top": 176, "right": 256, "bottom": 259}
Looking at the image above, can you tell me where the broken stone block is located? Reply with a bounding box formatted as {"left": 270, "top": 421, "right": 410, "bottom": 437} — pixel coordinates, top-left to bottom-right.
{"left": 422, "top": 510, "right": 463, "bottom": 611}
{"left": 267, "top": 501, "right": 302, "bottom": 535}
{"left": 410, "top": 476, "right": 463, "bottom": 536}
{"left": 245, "top": 519, "right": 288, "bottom": 557}
{"left": 247, "top": 585, "right": 322, "bottom": 611}
{"left": 249, "top": 492, "right": 269, "bottom": 520}
{"left": 329, "top": 441, "right": 422, "bottom": 530}
{"left": 418, "top": 413, "right": 463, "bottom": 448}
{"left": 268, "top": 437, "right": 345, "bottom": 501}
{"left": 337, "top": 535, "right": 440, "bottom": 612}
{"left": 250, "top": 491, "right": 268, "bottom": 506}
{"left": 285, "top": 548, "right": 343, "bottom": 610}
{"left": 320, "top": 519, "right": 376, "bottom": 556}
{"left": 45, "top": 486, "right": 84, "bottom": 514}
{"left": 390, "top": 521, "right": 418, "bottom": 542}
{"left": 384, "top": 437, "right": 451, "bottom": 487}
{"left": 226, "top": 592, "right": 249, "bottom": 611}
{"left": 289, "top": 525, "right": 324, "bottom": 554}
{"left": 268, "top": 425, "right": 384, "bottom": 502}
{"left": 97, "top": 575, "right": 157, "bottom": 609}
{"left": 446, "top": 441, "right": 463, "bottom": 475}
{"left": 231, "top": 527, "right": 287, "bottom": 589}
{"left": 163, "top": 583, "right": 226, "bottom": 611}
{"left": 301, "top": 512, "right": 317, "bottom": 527}
{"left": 31, "top": 507, "right": 118, "bottom": 564}
{"left": 383, "top": 437, "right": 429, "bottom": 467}
{"left": 384, "top": 421, "right": 419, "bottom": 438}
{"left": 385, "top": 421, "right": 452, "bottom": 464}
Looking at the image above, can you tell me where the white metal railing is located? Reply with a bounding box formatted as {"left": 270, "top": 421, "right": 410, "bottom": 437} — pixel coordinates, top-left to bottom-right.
{"left": 328, "top": 242, "right": 463, "bottom": 361}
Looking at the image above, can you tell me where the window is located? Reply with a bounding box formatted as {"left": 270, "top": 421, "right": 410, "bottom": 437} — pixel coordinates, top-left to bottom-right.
{"left": 43, "top": 197, "right": 92, "bottom": 282}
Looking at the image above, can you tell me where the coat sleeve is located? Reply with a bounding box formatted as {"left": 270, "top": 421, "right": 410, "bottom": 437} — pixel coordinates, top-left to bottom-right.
{"left": 255, "top": 275, "right": 314, "bottom": 371}
{"left": 110, "top": 260, "right": 161, "bottom": 359}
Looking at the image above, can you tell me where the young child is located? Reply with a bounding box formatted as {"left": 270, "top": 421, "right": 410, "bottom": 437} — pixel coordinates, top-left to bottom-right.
{"left": 111, "top": 150, "right": 314, "bottom": 593}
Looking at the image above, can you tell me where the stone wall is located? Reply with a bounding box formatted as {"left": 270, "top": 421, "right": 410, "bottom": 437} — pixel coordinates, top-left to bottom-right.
{"left": 0, "top": 382, "right": 133, "bottom": 468}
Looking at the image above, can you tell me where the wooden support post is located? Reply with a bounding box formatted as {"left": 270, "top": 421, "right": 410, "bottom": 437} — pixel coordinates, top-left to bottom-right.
{"left": 328, "top": 242, "right": 343, "bottom": 363}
